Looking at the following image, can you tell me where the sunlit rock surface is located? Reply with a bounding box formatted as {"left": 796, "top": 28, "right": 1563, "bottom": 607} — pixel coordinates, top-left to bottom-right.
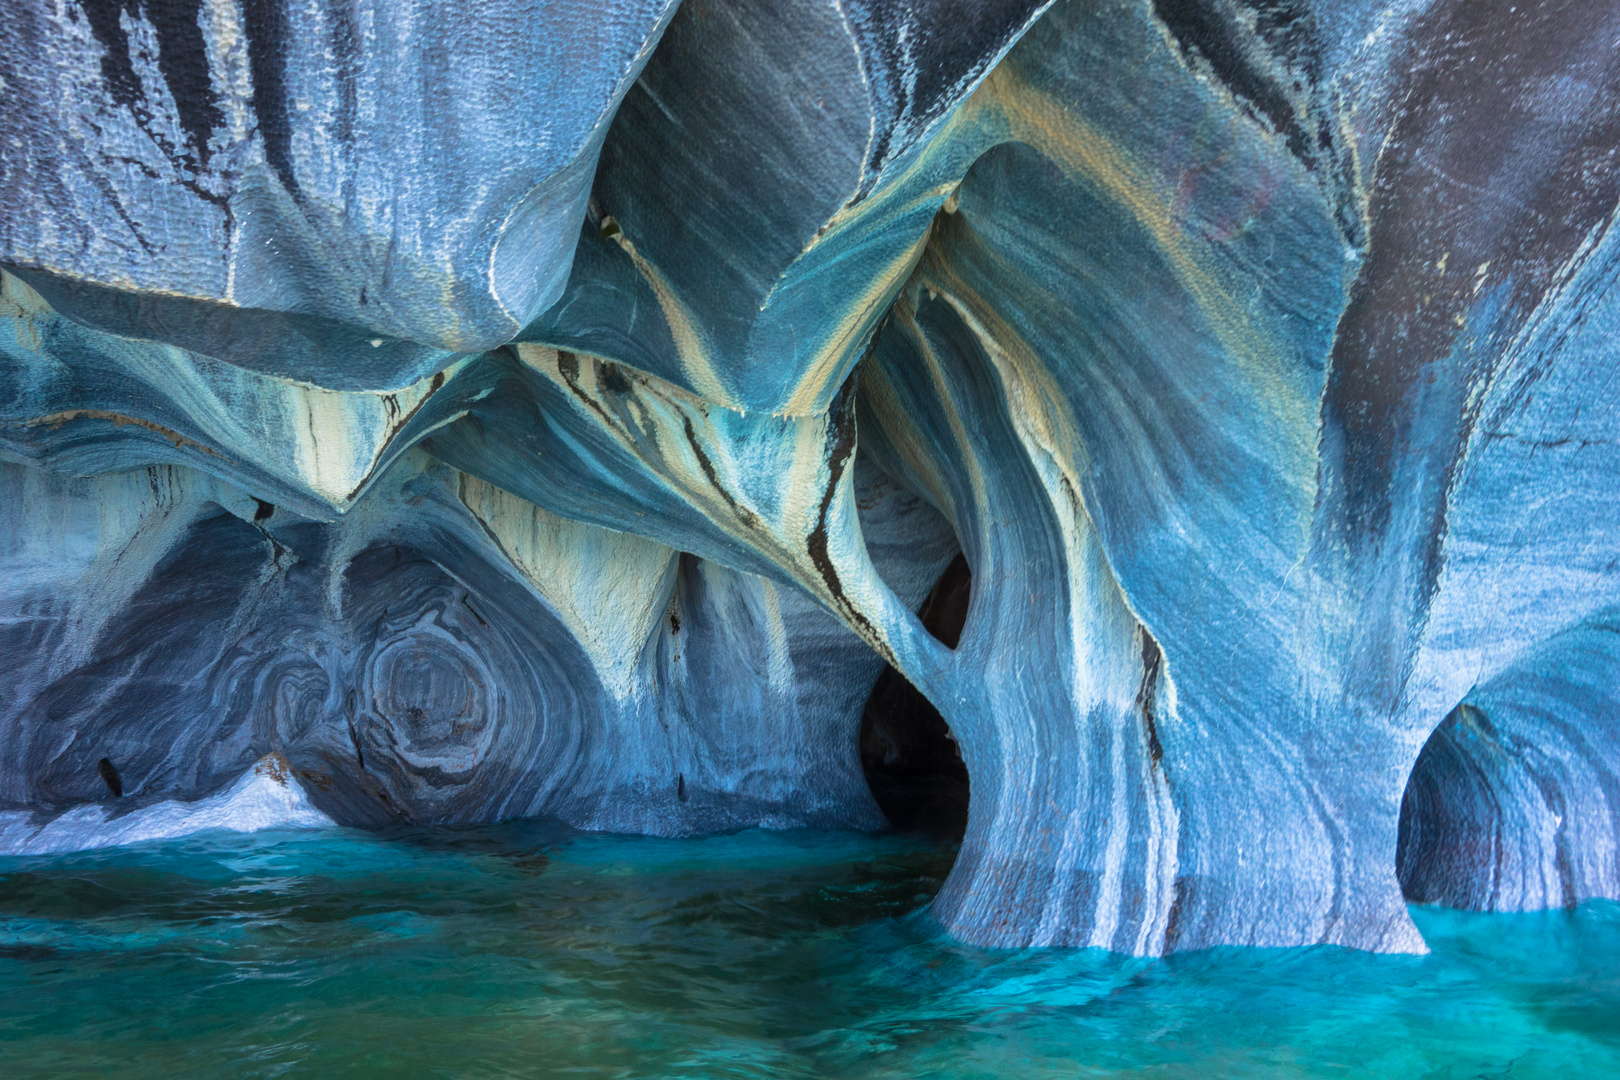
{"left": 1, "top": 0, "right": 1617, "bottom": 955}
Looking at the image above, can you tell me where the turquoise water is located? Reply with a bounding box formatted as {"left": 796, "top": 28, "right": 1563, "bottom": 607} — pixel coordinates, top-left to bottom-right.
{"left": 1, "top": 823, "right": 1617, "bottom": 1078}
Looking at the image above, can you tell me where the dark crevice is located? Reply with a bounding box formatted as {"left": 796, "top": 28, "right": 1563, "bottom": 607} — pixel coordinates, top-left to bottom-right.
{"left": 1138, "top": 630, "right": 1166, "bottom": 766}
{"left": 96, "top": 757, "right": 123, "bottom": 798}
{"left": 859, "top": 553, "right": 971, "bottom": 839}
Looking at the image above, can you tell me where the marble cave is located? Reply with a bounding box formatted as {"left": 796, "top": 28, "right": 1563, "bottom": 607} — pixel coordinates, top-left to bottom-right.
{"left": 3, "top": 0, "right": 1620, "bottom": 976}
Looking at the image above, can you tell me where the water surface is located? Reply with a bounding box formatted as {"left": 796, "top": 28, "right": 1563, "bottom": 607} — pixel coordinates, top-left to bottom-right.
{"left": 1, "top": 822, "right": 1616, "bottom": 1077}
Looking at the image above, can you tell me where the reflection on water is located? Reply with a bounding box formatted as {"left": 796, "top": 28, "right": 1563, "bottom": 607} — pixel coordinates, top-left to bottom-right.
{"left": 1, "top": 822, "right": 1617, "bottom": 1078}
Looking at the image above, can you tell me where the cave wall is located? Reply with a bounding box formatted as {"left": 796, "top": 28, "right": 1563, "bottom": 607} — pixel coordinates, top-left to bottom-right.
{"left": 2, "top": 0, "right": 1618, "bottom": 953}
{"left": 0, "top": 448, "right": 956, "bottom": 841}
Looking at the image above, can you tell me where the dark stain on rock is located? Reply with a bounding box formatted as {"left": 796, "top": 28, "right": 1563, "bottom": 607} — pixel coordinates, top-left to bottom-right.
{"left": 1149, "top": 0, "right": 1368, "bottom": 244}
{"left": 81, "top": 0, "right": 225, "bottom": 170}
{"left": 143, "top": 0, "right": 225, "bottom": 168}
{"left": 241, "top": 0, "right": 300, "bottom": 198}
{"left": 79, "top": 0, "right": 233, "bottom": 247}
{"left": 80, "top": 0, "right": 144, "bottom": 116}
{"left": 1151, "top": 0, "right": 1316, "bottom": 165}
{"left": 22, "top": 408, "right": 220, "bottom": 456}
{"left": 296, "top": 768, "right": 334, "bottom": 793}
{"left": 681, "top": 414, "right": 760, "bottom": 529}
{"left": 807, "top": 377, "right": 893, "bottom": 665}
{"left": 327, "top": 0, "right": 361, "bottom": 147}
{"left": 556, "top": 351, "right": 619, "bottom": 432}
{"left": 845, "top": 0, "right": 1050, "bottom": 189}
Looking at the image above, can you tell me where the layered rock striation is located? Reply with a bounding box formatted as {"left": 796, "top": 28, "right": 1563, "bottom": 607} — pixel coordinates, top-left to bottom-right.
{"left": 2, "top": 0, "right": 1618, "bottom": 954}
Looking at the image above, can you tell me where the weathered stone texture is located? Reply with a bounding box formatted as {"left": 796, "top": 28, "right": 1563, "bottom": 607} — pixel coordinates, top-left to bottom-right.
{"left": 2, "top": 0, "right": 1618, "bottom": 953}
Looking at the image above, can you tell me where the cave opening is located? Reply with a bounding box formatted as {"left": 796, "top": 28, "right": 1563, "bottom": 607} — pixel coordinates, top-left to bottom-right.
{"left": 1398, "top": 702, "right": 1469, "bottom": 906}
{"left": 1397, "top": 701, "right": 1524, "bottom": 911}
{"left": 859, "top": 553, "right": 972, "bottom": 840}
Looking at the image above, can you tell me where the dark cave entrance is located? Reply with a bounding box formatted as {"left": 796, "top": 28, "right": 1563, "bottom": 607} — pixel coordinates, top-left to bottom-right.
{"left": 1397, "top": 700, "right": 1545, "bottom": 911}
{"left": 1396, "top": 701, "right": 1483, "bottom": 906}
{"left": 860, "top": 553, "right": 972, "bottom": 840}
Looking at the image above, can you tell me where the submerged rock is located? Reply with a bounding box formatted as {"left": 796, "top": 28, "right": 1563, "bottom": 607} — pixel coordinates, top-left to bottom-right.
{"left": 1, "top": 0, "right": 1617, "bottom": 954}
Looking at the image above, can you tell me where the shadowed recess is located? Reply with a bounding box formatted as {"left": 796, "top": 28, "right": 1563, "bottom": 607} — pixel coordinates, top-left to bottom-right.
{"left": 861, "top": 552, "right": 972, "bottom": 838}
